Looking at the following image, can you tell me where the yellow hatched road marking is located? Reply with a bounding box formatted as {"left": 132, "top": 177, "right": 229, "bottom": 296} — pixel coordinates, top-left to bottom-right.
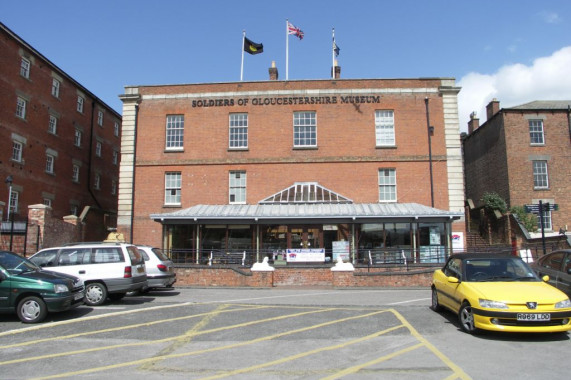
{"left": 0, "top": 304, "right": 269, "bottom": 350}
{"left": 30, "top": 309, "right": 390, "bottom": 380}
{"left": 199, "top": 324, "right": 407, "bottom": 380}
{"left": 1, "top": 306, "right": 336, "bottom": 367}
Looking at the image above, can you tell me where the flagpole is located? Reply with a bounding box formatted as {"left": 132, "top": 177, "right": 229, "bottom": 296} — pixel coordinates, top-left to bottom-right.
{"left": 240, "top": 30, "right": 245, "bottom": 81}
{"left": 285, "top": 19, "right": 289, "bottom": 81}
{"left": 332, "top": 28, "right": 335, "bottom": 79}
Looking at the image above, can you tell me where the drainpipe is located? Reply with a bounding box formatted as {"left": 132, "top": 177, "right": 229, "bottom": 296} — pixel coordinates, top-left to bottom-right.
{"left": 424, "top": 97, "right": 435, "bottom": 208}
{"left": 88, "top": 101, "right": 102, "bottom": 209}
{"left": 567, "top": 105, "right": 571, "bottom": 143}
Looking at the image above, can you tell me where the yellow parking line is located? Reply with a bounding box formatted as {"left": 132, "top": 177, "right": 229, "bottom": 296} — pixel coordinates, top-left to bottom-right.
{"left": 2, "top": 306, "right": 336, "bottom": 367}
{"left": 199, "top": 324, "right": 407, "bottom": 380}
{"left": 391, "top": 309, "right": 472, "bottom": 380}
{"left": 139, "top": 303, "right": 230, "bottom": 371}
{"left": 30, "top": 309, "right": 390, "bottom": 379}
{"left": 0, "top": 304, "right": 268, "bottom": 350}
{"left": 320, "top": 342, "right": 424, "bottom": 380}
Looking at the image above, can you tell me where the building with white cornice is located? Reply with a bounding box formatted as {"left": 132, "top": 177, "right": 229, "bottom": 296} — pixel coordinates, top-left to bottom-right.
{"left": 118, "top": 65, "right": 465, "bottom": 266}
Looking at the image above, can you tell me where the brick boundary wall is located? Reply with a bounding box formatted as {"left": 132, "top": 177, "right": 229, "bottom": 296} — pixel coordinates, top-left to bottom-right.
{"left": 173, "top": 266, "right": 435, "bottom": 288}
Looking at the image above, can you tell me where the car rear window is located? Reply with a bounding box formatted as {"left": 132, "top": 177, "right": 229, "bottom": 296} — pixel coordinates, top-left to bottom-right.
{"left": 152, "top": 248, "right": 170, "bottom": 261}
{"left": 127, "top": 246, "right": 144, "bottom": 265}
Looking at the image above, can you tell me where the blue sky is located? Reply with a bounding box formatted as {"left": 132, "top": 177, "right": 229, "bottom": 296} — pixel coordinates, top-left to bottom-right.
{"left": 2, "top": 0, "right": 570, "bottom": 131}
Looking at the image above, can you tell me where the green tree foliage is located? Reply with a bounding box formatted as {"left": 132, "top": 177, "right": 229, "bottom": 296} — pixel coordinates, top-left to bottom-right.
{"left": 481, "top": 192, "right": 507, "bottom": 214}
{"left": 510, "top": 205, "right": 538, "bottom": 233}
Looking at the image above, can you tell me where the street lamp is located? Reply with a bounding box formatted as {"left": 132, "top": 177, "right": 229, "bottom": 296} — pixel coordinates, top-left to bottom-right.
{"left": 5, "top": 175, "right": 13, "bottom": 221}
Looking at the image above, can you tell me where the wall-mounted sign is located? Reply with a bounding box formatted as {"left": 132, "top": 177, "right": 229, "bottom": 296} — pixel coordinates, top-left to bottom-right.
{"left": 286, "top": 249, "right": 325, "bottom": 263}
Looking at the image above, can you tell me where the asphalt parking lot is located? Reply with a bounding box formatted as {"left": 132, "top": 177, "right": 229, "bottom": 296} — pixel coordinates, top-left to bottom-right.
{"left": 0, "top": 287, "right": 569, "bottom": 379}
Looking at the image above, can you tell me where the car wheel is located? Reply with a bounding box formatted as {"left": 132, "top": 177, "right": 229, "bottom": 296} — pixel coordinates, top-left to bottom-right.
{"left": 85, "top": 282, "right": 108, "bottom": 306}
{"left": 17, "top": 296, "right": 48, "bottom": 323}
{"left": 108, "top": 293, "right": 126, "bottom": 301}
{"left": 459, "top": 302, "right": 478, "bottom": 334}
{"left": 431, "top": 287, "right": 442, "bottom": 312}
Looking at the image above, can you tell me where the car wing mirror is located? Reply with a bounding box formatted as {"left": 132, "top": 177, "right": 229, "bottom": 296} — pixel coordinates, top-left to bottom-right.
{"left": 0, "top": 271, "right": 6, "bottom": 281}
{"left": 448, "top": 276, "right": 459, "bottom": 284}
{"left": 542, "top": 275, "right": 550, "bottom": 282}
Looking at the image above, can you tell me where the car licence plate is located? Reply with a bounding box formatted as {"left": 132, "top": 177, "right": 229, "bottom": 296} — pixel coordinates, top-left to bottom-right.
{"left": 517, "top": 313, "right": 550, "bottom": 321}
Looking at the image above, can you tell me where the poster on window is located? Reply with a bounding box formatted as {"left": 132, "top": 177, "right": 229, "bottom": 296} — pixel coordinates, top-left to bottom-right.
{"left": 286, "top": 249, "right": 325, "bottom": 263}
{"left": 429, "top": 227, "right": 441, "bottom": 245}
{"left": 332, "top": 241, "right": 350, "bottom": 262}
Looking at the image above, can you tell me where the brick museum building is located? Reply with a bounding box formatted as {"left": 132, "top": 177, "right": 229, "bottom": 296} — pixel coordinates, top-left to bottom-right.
{"left": 118, "top": 66, "right": 465, "bottom": 266}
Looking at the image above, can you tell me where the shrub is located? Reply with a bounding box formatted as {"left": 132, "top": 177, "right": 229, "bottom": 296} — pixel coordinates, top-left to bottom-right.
{"left": 481, "top": 192, "right": 507, "bottom": 214}
{"left": 510, "top": 205, "right": 538, "bottom": 233}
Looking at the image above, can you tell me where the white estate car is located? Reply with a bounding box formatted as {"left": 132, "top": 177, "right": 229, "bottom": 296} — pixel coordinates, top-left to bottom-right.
{"left": 30, "top": 242, "right": 147, "bottom": 306}
{"left": 136, "top": 245, "right": 176, "bottom": 290}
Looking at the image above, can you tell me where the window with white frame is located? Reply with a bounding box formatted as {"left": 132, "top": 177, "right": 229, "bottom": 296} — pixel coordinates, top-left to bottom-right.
{"left": 538, "top": 208, "right": 552, "bottom": 231}
{"left": 114, "top": 122, "right": 120, "bottom": 137}
{"left": 77, "top": 95, "right": 84, "bottom": 113}
{"left": 20, "top": 57, "right": 30, "bottom": 78}
{"left": 97, "top": 110, "right": 104, "bottom": 126}
{"left": 74, "top": 129, "right": 82, "bottom": 147}
{"left": 375, "top": 110, "right": 395, "bottom": 146}
{"left": 43, "top": 198, "right": 52, "bottom": 208}
{"left": 72, "top": 164, "right": 80, "bottom": 183}
{"left": 529, "top": 120, "right": 544, "bottom": 145}
{"left": 293, "top": 111, "right": 317, "bottom": 147}
{"left": 533, "top": 161, "right": 549, "bottom": 189}
{"left": 229, "top": 171, "right": 246, "bottom": 204}
{"left": 51, "top": 78, "right": 61, "bottom": 98}
{"left": 112, "top": 150, "right": 119, "bottom": 165}
{"left": 229, "top": 113, "right": 248, "bottom": 148}
{"left": 165, "top": 115, "right": 184, "bottom": 150}
{"left": 48, "top": 114, "right": 58, "bottom": 134}
{"left": 95, "top": 141, "right": 102, "bottom": 157}
{"left": 378, "top": 169, "right": 396, "bottom": 202}
{"left": 164, "top": 172, "right": 181, "bottom": 205}
{"left": 46, "top": 154, "right": 55, "bottom": 174}
{"left": 16, "top": 96, "right": 27, "bottom": 119}
{"left": 94, "top": 173, "right": 101, "bottom": 190}
{"left": 12, "top": 141, "right": 23, "bottom": 162}
{"left": 10, "top": 191, "right": 19, "bottom": 214}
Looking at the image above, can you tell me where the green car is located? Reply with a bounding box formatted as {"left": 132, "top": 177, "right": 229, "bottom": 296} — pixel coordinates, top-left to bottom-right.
{"left": 0, "top": 251, "right": 85, "bottom": 323}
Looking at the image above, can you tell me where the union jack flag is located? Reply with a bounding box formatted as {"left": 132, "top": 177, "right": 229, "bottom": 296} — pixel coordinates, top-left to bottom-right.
{"left": 287, "top": 21, "right": 304, "bottom": 40}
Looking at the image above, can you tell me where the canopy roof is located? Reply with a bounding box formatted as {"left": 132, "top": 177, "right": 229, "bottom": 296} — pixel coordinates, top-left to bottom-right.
{"left": 151, "top": 202, "right": 462, "bottom": 225}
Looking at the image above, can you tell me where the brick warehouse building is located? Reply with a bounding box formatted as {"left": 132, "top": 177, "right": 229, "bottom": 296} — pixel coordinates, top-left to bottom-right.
{"left": 0, "top": 22, "right": 121, "bottom": 247}
{"left": 464, "top": 99, "right": 571, "bottom": 239}
{"left": 118, "top": 67, "right": 465, "bottom": 269}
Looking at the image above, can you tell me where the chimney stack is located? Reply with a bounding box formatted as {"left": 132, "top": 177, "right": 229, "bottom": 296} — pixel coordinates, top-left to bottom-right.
{"left": 468, "top": 112, "right": 479, "bottom": 134}
{"left": 486, "top": 98, "right": 500, "bottom": 120}
{"left": 331, "top": 59, "right": 341, "bottom": 79}
{"left": 269, "top": 61, "right": 278, "bottom": 81}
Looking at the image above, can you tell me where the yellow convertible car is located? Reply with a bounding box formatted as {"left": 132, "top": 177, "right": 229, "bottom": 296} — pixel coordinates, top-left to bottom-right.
{"left": 431, "top": 253, "right": 571, "bottom": 334}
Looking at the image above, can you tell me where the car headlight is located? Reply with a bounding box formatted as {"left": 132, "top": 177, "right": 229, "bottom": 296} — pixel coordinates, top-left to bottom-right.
{"left": 555, "top": 299, "right": 571, "bottom": 309}
{"left": 54, "top": 284, "right": 69, "bottom": 293}
{"left": 479, "top": 299, "right": 508, "bottom": 309}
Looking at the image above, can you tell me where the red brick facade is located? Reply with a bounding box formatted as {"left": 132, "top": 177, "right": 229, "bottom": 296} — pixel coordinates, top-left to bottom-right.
{"left": 463, "top": 100, "right": 570, "bottom": 234}
{"left": 119, "top": 77, "right": 465, "bottom": 252}
{"left": 0, "top": 22, "right": 120, "bottom": 242}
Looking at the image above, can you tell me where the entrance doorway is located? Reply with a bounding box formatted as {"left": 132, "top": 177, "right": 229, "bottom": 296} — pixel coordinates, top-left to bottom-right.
{"left": 289, "top": 226, "right": 322, "bottom": 249}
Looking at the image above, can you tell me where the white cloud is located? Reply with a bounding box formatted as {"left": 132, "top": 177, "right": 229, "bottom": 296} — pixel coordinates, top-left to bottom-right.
{"left": 539, "top": 11, "right": 561, "bottom": 24}
{"left": 457, "top": 46, "right": 571, "bottom": 132}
